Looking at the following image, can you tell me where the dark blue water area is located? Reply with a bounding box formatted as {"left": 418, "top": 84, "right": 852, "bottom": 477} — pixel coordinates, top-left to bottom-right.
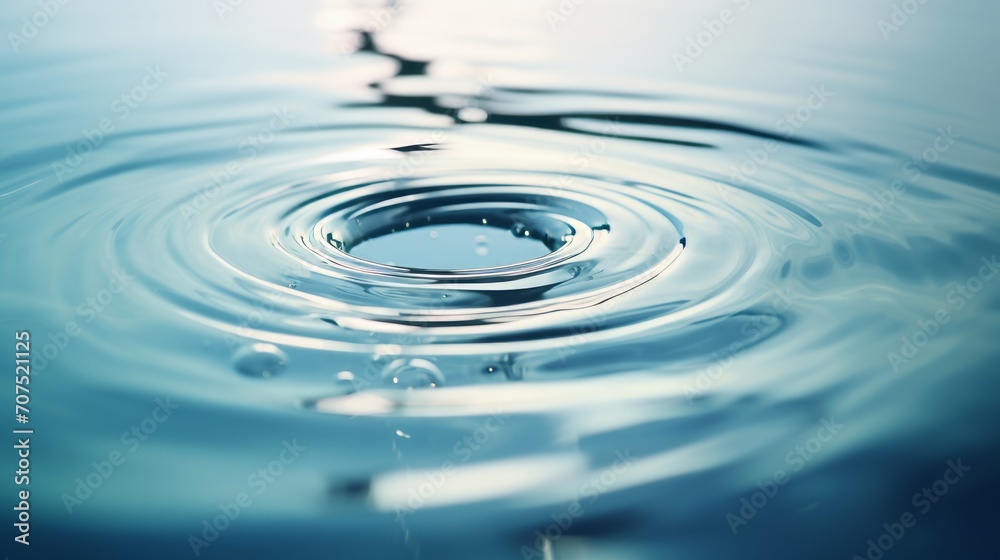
{"left": 2, "top": 1, "right": 1000, "bottom": 559}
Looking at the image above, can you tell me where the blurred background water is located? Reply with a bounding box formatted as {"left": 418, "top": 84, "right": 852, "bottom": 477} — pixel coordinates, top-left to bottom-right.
{"left": 2, "top": 0, "right": 999, "bottom": 558}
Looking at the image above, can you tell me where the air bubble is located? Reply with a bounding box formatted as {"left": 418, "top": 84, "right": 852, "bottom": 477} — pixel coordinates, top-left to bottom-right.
{"left": 457, "top": 107, "right": 488, "bottom": 122}
{"left": 333, "top": 370, "right": 360, "bottom": 393}
{"left": 232, "top": 343, "right": 288, "bottom": 379}
{"left": 380, "top": 358, "right": 444, "bottom": 389}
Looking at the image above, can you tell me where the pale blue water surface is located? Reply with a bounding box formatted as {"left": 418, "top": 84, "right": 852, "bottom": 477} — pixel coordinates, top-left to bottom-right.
{"left": 2, "top": 1, "right": 999, "bottom": 558}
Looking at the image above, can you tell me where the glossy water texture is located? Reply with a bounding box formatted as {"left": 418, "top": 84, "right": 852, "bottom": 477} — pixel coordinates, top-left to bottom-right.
{"left": 2, "top": 1, "right": 999, "bottom": 558}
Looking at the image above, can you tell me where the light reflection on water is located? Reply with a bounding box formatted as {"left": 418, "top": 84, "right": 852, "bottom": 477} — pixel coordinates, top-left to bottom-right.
{"left": 1, "top": 0, "right": 999, "bottom": 558}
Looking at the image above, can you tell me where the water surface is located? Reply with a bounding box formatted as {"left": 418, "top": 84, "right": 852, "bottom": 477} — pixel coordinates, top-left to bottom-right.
{"left": 1, "top": 1, "right": 999, "bottom": 558}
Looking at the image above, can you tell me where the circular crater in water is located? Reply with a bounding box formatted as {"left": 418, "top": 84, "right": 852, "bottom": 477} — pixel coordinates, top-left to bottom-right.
{"left": 332, "top": 194, "right": 575, "bottom": 271}
{"left": 111, "top": 129, "right": 821, "bottom": 393}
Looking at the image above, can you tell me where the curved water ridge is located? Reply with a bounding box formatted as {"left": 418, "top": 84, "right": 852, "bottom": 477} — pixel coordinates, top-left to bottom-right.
{"left": 7, "top": 64, "right": 999, "bottom": 413}
{"left": 97, "top": 120, "right": 834, "bottom": 398}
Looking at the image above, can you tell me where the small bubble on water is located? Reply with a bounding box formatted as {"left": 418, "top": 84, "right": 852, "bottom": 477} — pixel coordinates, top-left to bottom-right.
{"left": 474, "top": 234, "right": 489, "bottom": 256}
{"left": 457, "top": 107, "right": 488, "bottom": 122}
{"left": 430, "top": 230, "right": 438, "bottom": 239}
{"left": 333, "top": 370, "right": 359, "bottom": 393}
{"left": 510, "top": 222, "right": 526, "bottom": 236}
{"left": 381, "top": 358, "right": 444, "bottom": 389}
{"left": 232, "top": 343, "right": 288, "bottom": 379}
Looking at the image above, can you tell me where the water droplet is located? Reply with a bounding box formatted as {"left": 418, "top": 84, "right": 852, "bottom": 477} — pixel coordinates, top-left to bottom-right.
{"left": 232, "top": 343, "right": 288, "bottom": 379}
{"left": 395, "top": 429, "right": 411, "bottom": 439}
{"left": 381, "top": 358, "right": 444, "bottom": 389}
{"left": 510, "top": 222, "right": 526, "bottom": 236}
{"left": 457, "top": 107, "right": 488, "bottom": 122}
{"left": 333, "top": 370, "right": 360, "bottom": 394}
{"left": 474, "top": 234, "right": 489, "bottom": 256}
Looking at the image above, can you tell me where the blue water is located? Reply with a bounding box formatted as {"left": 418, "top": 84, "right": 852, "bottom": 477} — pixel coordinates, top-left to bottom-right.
{"left": 2, "top": 1, "right": 999, "bottom": 558}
